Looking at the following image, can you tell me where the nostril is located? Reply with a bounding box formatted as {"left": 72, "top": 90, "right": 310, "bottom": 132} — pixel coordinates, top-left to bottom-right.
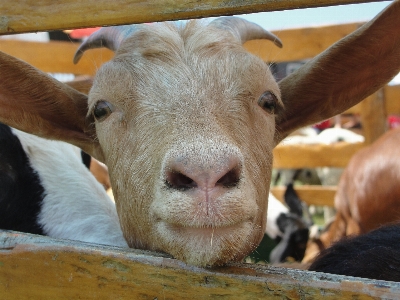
{"left": 165, "top": 171, "right": 197, "bottom": 191}
{"left": 216, "top": 167, "right": 241, "bottom": 188}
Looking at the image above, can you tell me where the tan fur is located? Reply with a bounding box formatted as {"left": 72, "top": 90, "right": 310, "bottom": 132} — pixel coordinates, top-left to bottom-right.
{"left": 89, "top": 22, "right": 277, "bottom": 266}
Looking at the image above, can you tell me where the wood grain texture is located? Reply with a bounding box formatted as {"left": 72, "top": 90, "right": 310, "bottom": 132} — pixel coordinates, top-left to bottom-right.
{"left": 0, "top": 0, "right": 379, "bottom": 35}
{"left": 1, "top": 230, "right": 399, "bottom": 299}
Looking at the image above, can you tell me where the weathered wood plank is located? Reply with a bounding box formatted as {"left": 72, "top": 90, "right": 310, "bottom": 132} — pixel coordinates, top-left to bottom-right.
{"left": 0, "top": 0, "right": 382, "bottom": 35}
{"left": 1, "top": 230, "right": 399, "bottom": 299}
{"left": 271, "top": 185, "right": 337, "bottom": 206}
{"left": 273, "top": 142, "right": 365, "bottom": 168}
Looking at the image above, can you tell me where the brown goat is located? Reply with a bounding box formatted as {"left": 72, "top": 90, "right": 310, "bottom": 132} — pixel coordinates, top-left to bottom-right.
{"left": 304, "top": 127, "right": 400, "bottom": 263}
{"left": 1, "top": 1, "right": 400, "bottom": 267}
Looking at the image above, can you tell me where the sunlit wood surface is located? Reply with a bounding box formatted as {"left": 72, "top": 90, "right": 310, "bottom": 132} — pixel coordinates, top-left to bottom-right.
{"left": 1, "top": 231, "right": 400, "bottom": 299}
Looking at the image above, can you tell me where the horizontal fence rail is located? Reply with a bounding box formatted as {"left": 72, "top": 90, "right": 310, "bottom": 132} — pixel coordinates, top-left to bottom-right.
{"left": 0, "top": 40, "right": 113, "bottom": 76}
{"left": 0, "top": 0, "right": 382, "bottom": 35}
{"left": 273, "top": 142, "right": 365, "bottom": 169}
{"left": 1, "top": 231, "right": 400, "bottom": 299}
{"left": 271, "top": 185, "right": 337, "bottom": 207}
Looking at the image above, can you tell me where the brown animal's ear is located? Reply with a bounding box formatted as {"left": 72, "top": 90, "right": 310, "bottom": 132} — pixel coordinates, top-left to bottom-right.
{"left": 275, "top": 0, "right": 400, "bottom": 144}
{"left": 0, "top": 51, "right": 104, "bottom": 161}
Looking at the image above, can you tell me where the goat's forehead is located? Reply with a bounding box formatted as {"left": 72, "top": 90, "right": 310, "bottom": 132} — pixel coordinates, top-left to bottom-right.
{"left": 117, "top": 20, "right": 235, "bottom": 55}
{"left": 90, "top": 59, "right": 277, "bottom": 111}
{"left": 89, "top": 23, "right": 279, "bottom": 109}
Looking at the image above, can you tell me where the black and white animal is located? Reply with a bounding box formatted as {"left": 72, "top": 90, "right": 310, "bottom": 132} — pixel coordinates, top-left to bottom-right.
{"left": 0, "top": 122, "right": 127, "bottom": 247}
{"left": 267, "top": 184, "right": 311, "bottom": 263}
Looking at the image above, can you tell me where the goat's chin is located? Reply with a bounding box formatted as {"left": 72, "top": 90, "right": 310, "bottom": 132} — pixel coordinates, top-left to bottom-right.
{"left": 151, "top": 221, "right": 262, "bottom": 267}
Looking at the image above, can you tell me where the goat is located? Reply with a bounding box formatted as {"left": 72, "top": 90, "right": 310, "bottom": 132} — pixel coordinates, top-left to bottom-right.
{"left": 267, "top": 184, "right": 311, "bottom": 264}
{"left": 309, "top": 223, "right": 400, "bottom": 281}
{"left": 0, "top": 122, "right": 127, "bottom": 247}
{"left": 303, "top": 126, "right": 400, "bottom": 263}
{"left": 1, "top": 1, "right": 400, "bottom": 267}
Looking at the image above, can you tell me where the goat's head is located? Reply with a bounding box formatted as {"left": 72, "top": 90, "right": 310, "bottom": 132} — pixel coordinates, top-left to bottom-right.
{"left": 72, "top": 18, "right": 283, "bottom": 266}
{"left": 1, "top": 0, "right": 400, "bottom": 267}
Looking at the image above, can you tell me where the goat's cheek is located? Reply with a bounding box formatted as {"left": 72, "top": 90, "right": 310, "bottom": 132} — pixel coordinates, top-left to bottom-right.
{"left": 115, "top": 163, "right": 155, "bottom": 243}
{"left": 242, "top": 126, "right": 273, "bottom": 241}
{"left": 92, "top": 121, "right": 151, "bottom": 245}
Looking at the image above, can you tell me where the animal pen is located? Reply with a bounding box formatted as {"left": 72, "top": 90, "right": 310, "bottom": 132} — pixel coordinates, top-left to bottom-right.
{"left": 1, "top": 0, "right": 400, "bottom": 298}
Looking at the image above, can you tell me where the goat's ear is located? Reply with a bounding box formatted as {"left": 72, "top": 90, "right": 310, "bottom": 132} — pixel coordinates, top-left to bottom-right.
{"left": 275, "top": 0, "right": 400, "bottom": 143}
{"left": 0, "top": 51, "right": 104, "bottom": 161}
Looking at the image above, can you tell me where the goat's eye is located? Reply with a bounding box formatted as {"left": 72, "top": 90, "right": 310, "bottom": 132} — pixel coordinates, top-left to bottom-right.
{"left": 258, "top": 91, "right": 277, "bottom": 114}
{"left": 93, "top": 101, "right": 115, "bottom": 121}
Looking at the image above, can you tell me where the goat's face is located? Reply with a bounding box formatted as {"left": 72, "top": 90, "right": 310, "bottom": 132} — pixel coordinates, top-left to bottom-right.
{"left": 89, "top": 23, "right": 280, "bottom": 266}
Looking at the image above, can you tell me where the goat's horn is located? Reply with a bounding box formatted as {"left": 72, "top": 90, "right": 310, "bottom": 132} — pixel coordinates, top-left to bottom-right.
{"left": 73, "top": 25, "right": 142, "bottom": 64}
{"left": 209, "top": 17, "right": 282, "bottom": 48}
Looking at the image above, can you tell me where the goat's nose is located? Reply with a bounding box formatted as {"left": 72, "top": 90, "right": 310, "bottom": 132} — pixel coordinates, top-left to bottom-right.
{"left": 165, "top": 156, "right": 242, "bottom": 191}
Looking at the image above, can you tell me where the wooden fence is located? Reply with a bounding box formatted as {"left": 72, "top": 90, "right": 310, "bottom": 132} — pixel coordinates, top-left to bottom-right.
{"left": 271, "top": 84, "right": 400, "bottom": 207}
{"left": 1, "top": 1, "right": 400, "bottom": 298}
